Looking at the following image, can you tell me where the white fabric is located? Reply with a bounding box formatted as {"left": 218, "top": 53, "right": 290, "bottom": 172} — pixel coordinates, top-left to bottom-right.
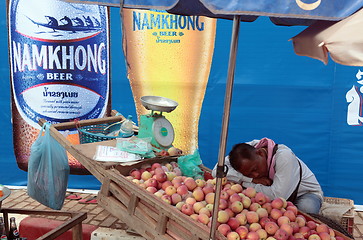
{"left": 212, "top": 140, "right": 324, "bottom": 201}
{"left": 292, "top": 8, "right": 363, "bottom": 66}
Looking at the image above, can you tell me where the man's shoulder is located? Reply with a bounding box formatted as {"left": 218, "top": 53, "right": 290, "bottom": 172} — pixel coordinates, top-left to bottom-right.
{"left": 276, "top": 144, "right": 296, "bottom": 159}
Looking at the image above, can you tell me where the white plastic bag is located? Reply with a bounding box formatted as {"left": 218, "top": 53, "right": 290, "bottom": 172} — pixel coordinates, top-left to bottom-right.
{"left": 27, "top": 122, "right": 70, "bottom": 210}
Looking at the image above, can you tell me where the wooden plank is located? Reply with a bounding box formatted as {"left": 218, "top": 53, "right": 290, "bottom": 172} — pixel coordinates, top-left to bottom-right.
{"left": 133, "top": 200, "right": 158, "bottom": 227}
{"left": 98, "top": 194, "right": 171, "bottom": 240}
{"left": 127, "top": 193, "right": 139, "bottom": 215}
{"left": 99, "top": 178, "right": 111, "bottom": 197}
{"left": 72, "top": 223, "right": 83, "bottom": 240}
{"left": 136, "top": 199, "right": 159, "bottom": 221}
{"left": 47, "top": 115, "right": 124, "bottom": 130}
{"left": 156, "top": 213, "right": 168, "bottom": 235}
{"left": 167, "top": 218, "right": 206, "bottom": 240}
{"left": 108, "top": 181, "right": 132, "bottom": 207}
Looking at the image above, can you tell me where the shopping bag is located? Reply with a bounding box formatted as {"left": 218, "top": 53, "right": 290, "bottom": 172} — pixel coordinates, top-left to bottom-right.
{"left": 27, "top": 122, "right": 70, "bottom": 210}
{"left": 177, "top": 149, "right": 203, "bottom": 179}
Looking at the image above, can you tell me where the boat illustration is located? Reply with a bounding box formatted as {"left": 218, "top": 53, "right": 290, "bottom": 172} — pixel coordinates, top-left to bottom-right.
{"left": 27, "top": 15, "right": 102, "bottom": 32}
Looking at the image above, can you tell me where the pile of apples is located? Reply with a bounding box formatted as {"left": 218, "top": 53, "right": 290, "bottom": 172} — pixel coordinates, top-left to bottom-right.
{"left": 126, "top": 161, "right": 343, "bottom": 240}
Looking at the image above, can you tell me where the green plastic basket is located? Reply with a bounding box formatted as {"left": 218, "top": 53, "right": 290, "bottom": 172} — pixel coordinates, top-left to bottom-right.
{"left": 78, "top": 123, "right": 122, "bottom": 144}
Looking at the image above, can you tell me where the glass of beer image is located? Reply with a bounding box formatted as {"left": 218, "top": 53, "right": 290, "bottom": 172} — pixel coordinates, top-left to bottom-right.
{"left": 122, "top": 8, "right": 217, "bottom": 154}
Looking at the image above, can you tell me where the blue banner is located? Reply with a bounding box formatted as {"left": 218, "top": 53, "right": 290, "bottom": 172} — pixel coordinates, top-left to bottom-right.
{"left": 2, "top": 7, "right": 363, "bottom": 205}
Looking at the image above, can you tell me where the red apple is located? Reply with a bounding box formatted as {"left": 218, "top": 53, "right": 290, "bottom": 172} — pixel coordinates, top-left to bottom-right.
{"left": 318, "top": 232, "right": 331, "bottom": 240}
{"left": 283, "top": 210, "right": 296, "bottom": 222}
{"left": 219, "top": 198, "right": 229, "bottom": 210}
{"left": 151, "top": 162, "right": 162, "bottom": 170}
{"left": 146, "top": 186, "right": 157, "bottom": 193}
{"left": 295, "top": 215, "right": 306, "bottom": 227}
{"left": 230, "top": 201, "right": 244, "bottom": 213}
{"left": 271, "top": 198, "right": 284, "bottom": 209}
{"left": 265, "top": 221, "right": 279, "bottom": 235}
{"left": 193, "top": 201, "right": 206, "bottom": 213}
{"left": 171, "top": 193, "right": 182, "bottom": 205}
{"left": 129, "top": 169, "right": 141, "bottom": 180}
{"left": 249, "top": 202, "right": 262, "bottom": 212}
{"left": 165, "top": 185, "right": 177, "bottom": 196}
{"left": 262, "top": 202, "right": 272, "bottom": 214}
{"left": 316, "top": 224, "right": 330, "bottom": 234}
{"left": 229, "top": 193, "right": 242, "bottom": 203}
{"left": 144, "top": 178, "right": 158, "bottom": 188}
{"left": 230, "top": 184, "right": 243, "bottom": 193}
{"left": 249, "top": 222, "right": 262, "bottom": 232}
{"left": 202, "top": 185, "right": 214, "bottom": 195}
{"left": 205, "top": 192, "right": 215, "bottom": 204}
{"left": 218, "top": 210, "right": 230, "bottom": 223}
{"left": 218, "top": 223, "right": 232, "bottom": 236}
{"left": 306, "top": 220, "right": 317, "bottom": 230}
{"left": 270, "top": 208, "right": 283, "bottom": 220}
{"left": 246, "top": 211, "right": 259, "bottom": 224}
{"left": 280, "top": 223, "right": 293, "bottom": 236}
{"left": 259, "top": 216, "right": 271, "bottom": 228}
{"left": 235, "top": 212, "right": 247, "bottom": 225}
{"left": 184, "top": 177, "right": 197, "bottom": 191}
{"left": 161, "top": 194, "right": 171, "bottom": 204}
{"left": 227, "top": 231, "right": 241, "bottom": 240}
{"left": 299, "top": 226, "right": 311, "bottom": 238}
{"left": 235, "top": 226, "right": 249, "bottom": 239}
{"left": 256, "top": 207, "right": 268, "bottom": 219}
{"left": 277, "top": 216, "right": 290, "bottom": 227}
{"left": 181, "top": 203, "right": 194, "bottom": 216}
{"left": 161, "top": 180, "right": 173, "bottom": 191}
{"left": 274, "top": 229, "right": 289, "bottom": 240}
{"left": 197, "top": 213, "right": 210, "bottom": 225}
{"left": 255, "top": 192, "right": 268, "bottom": 205}
{"left": 247, "top": 231, "right": 260, "bottom": 240}
{"left": 308, "top": 234, "right": 321, "bottom": 240}
{"left": 154, "top": 172, "right": 167, "bottom": 183}
{"left": 227, "top": 217, "right": 240, "bottom": 231}
{"left": 286, "top": 205, "right": 298, "bottom": 215}
{"left": 243, "top": 187, "right": 257, "bottom": 198}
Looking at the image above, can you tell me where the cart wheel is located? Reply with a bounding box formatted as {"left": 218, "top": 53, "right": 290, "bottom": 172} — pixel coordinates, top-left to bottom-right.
{"left": 308, "top": 213, "right": 354, "bottom": 239}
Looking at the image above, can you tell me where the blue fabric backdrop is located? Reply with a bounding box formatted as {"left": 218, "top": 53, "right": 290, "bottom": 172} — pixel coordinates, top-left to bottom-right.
{"left": 1, "top": 6, "right": 362, "bottom": 204}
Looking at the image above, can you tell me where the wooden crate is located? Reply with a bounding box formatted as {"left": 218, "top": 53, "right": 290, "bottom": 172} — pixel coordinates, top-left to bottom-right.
{"left": 39, "top": 117, "right": 354, "bottom": 240}
{"left": 323, "top": 196, "right": 355, "bottom": 235}
{"left": 97, "top": 159, "right": 226, "bottom": 240}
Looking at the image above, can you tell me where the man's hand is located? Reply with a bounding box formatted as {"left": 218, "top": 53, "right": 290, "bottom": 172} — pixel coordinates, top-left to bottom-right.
{"left": 252, "top": 177, "right": 273, "bottom": 186}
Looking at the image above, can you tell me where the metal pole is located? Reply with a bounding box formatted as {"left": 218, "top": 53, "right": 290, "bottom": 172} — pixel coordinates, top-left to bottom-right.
{"left": 209, "top": 15, "right": 241, "bottom": 240}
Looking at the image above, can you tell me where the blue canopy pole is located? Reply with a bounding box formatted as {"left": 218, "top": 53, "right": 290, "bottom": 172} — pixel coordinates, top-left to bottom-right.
{"left": 209, "top": 14, "right": 241, "bottom": 240}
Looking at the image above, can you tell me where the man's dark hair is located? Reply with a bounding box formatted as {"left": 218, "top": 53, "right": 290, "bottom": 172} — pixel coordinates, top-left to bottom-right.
{"left": 229, "top": 143, "right": 256, "bottom": 171}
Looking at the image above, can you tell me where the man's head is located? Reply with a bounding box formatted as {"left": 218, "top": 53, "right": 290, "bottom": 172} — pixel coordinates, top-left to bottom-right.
{"left": 229, "top": 143, "right": 268, "bottom": 179}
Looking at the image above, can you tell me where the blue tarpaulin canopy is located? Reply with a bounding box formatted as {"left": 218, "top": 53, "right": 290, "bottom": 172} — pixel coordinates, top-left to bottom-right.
{"left": 64, "top": 0, "right": 363, "bottom": 21}
{"left": 60, "top": 0, "right": 363, "bottom": 238}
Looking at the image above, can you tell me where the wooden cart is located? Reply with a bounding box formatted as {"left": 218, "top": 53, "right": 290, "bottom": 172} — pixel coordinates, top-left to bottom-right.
{"left": 39, "top": 116, "right": 354, "bottom": 240}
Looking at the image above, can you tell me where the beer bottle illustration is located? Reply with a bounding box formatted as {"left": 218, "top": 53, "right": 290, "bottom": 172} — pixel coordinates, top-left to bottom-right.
{"left": 122, "top": 9, "right": 217, "bottom": 154}
{"left": 8, "top": 0, "right": 111, "bottom": 174}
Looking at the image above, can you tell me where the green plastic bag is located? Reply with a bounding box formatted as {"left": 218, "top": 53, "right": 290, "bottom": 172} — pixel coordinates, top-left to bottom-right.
{"left": 177, "top": 150, "right": 203, "bottom": 179}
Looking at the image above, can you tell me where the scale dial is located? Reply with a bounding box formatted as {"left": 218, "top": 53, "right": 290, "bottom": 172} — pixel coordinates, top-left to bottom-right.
{"left": 152, "top": 117, "right": 174, "bottom": 147}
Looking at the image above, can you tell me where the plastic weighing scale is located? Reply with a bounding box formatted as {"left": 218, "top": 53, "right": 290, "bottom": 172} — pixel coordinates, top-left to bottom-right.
{"left": 138, "top": 96, "right": 178, "bottom": 151}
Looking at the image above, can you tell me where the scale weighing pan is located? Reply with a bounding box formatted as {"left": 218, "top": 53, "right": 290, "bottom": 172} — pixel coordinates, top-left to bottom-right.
{"left": 141, "top": 96, "right": 178, "bottom": 113}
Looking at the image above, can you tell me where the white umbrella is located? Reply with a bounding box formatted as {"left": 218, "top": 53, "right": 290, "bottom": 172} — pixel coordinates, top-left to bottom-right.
{"left": 292, "top": 8, "right": 363, "bottom": 66}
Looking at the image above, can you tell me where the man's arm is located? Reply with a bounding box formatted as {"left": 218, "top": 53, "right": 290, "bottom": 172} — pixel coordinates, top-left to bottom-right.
{"left": 252, "top": 177, "right": 273, "bottom": 186}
